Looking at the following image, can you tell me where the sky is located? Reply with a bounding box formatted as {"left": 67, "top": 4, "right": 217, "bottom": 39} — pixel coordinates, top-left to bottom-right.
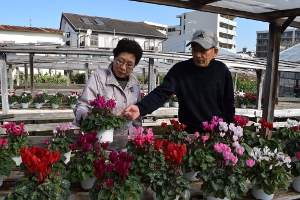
{"left": 0, "top": 0, "right": 270, "bottom": 52}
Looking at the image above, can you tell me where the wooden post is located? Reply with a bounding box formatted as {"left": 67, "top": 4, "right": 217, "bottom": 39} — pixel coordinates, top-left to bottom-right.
{"left": 142, "top": 68, "right": 145, "bottom": 92}
{"left": 24, "top": 63, "right": 28, "bottom": 89}
{"left": 16, "top": 67, "right": 19, "bottom": 86}
{"left": 84, "top": 63, "right": 89, "bottom": 83}
{"left": 233, "top": 72, "right": 237, "bottom": 92}
{"left": 66, "top": 70, "right": 70, "bottom": 86}
{"left": 256, "top": 69, "right": 263, "bottom": 110}
{"left": 148, "top": 58, "right": 155, "bottom": 92}
{"left": 29, "top": 53, "right": 35, "bottom": 95}
{"left": 8, "top": 64, "right": 13, "bottom": 91}
{"left": 0, "top": 54, "right": 9, "bottom": 114}
{"left": 262, "top": 22, "right": 281, "bottom": 139}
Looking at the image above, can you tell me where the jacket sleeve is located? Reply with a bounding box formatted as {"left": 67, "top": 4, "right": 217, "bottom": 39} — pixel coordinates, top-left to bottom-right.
{"left": 73, "top": 72, "right": 101, "bottom": 127}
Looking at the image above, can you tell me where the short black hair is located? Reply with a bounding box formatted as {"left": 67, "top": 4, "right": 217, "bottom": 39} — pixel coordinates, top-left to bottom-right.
{"left": 113, "top": 38, "right": 143, "bottom": 66}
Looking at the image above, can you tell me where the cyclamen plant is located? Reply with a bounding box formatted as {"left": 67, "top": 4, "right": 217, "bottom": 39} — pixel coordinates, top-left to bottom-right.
{"left": 0, "top": 138, "right": 16, "bottom": 177}
{"left": 6, "top": 146, "right": 70, "bottom": 200}
{"left": 32, "top": 91, "right": 49, "bottom": 104}
{"left": 81, "top": 95, "right": 126, "bottom": 132}
{"left": 246, "top": 146, "right": 291, "bottom": 195}
{"left": 126, "top": 127, "right": 156, "bottom": 187}
{"left": 66, "top": 131, "right": 107, "bottom": 183}
{"left": 198, "top": 116, "right": 251, "bottom": 200}
{"left": 17, "top": 90, "right": 32, "bottom": 104}
{"left": 148, "top": 139, "right": 190, "bottom": 200}
{"left": 67, "top": 91, "right": 82, "bottom": 105}
{"left": 1, "top": 122, "right": 32, "bottom": 156}
{"left": 89, "top": 150, "right": 144, "bottom": 200}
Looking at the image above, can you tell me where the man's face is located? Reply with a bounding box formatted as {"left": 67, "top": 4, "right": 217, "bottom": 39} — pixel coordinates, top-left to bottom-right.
{"left": 190, "top": 43, "right": 218, "bottom": 67}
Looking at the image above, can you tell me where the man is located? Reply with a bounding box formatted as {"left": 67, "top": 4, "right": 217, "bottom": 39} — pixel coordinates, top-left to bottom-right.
{"left": 121, "top": 29, "right": 235, "bottom": 134}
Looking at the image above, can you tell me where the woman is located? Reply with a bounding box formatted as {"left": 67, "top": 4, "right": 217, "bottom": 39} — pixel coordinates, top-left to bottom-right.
{"left": 73, "top": 38, "right": 143, "bottom": 135}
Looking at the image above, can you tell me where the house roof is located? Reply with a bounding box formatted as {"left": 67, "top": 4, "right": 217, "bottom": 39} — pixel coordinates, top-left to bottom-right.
{"left": 280, "top": 43, "right": 300, "bottom": 61}
{"left": 61, "top": 13, "right": 166, "bottom": 39}
{"left": 0, "top": 25, "right": 65, "bottom": 34}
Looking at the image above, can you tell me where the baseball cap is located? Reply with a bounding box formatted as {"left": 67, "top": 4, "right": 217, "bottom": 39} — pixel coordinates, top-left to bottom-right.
{"left": 186, "top": 29, "right": 218, "bottom": 49}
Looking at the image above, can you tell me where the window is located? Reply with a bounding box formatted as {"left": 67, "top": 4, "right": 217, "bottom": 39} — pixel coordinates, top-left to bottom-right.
{"left": 94, "top": 19, "right": 104, "bottom": 25}
{"left": 81, "top": 17, "right": 91, "bottom": 23}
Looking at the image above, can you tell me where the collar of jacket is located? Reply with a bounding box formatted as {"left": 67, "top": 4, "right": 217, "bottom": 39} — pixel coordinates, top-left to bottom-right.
{"left": 106, "top": 63, "right": 139, "bottom": 89}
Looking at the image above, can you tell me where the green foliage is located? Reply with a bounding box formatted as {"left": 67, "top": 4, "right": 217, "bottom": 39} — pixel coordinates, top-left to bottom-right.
{"left": 8, "top": 94, "right": 19, "bottom": 104}
{"left": 66, "top": 149, "right": 97, "bottom": 182}
{"left": 81, "top": 111, "right": 126, "bottom": 132}
{"left": 0, "top": 146, "right": 15, "bottom": 176}
{"left": 5, "top": 175, "right": 70, "bottom": 200}
{"left": 71, "top": 72, "right": 86, "bottom": 84}
{"left": 148, "top": 166, "right": 190, "bottom": 200}
{"left": 89, "top": 173, "right": 144, "bottom": 200}
{"left": 235, "top": 77, "right": 257, "bottom": 93}
{"left": 200, "top": 167, "right": 248, "bottom": 199}
{"left": 6, "top": 134, "right": 32, "bottom": 156}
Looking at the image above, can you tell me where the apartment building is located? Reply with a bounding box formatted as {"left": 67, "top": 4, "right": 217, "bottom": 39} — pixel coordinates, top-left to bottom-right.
{"left": 164, "top": 11, "right": 237, "bottom": 53}
{"left": 256, "top": 28, "right": 300, "bottom": 57}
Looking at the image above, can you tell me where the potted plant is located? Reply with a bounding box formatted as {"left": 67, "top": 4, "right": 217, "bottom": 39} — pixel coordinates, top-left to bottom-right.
{"left": 80, "top": 95, "right": 126, "bottom": 143}
{"left": 66, "top": 91, "right": 82, "bottom": 108}
{"left": 49, "top": 92, "right": 63, "bottom": 109}
{"left": 246, "top": 146, "right": 291, "bottom": 199}
{"left": 1, "top": 122, "right": 32, "bottom": 166}
{"left": 66, "top": 131, "right": 106, "bottom": 190}
{"left": 89, "top": 150, "right": 144, "bottom": 200}
{"left": 5, "top": 146, "right": 70, "bottom": 200}
{"left": 245, "top": 118, "right": 291, "bottom": 199}
{"left": 17, "top": 90, "right": 32, "bottom": 108}
{"left": 8, "top": 91, "right": 19, "bottom": 106}
{"left": 197, "top": 116, "right": 251, "bottom": 200}
{"left": 182, "top": 131, "right": 215, "bottom": 181}
{"left": 32, "top": 90, "right": 49, "bottom": 108}
{"left": 140, "top": 91, "right": 147, "bottom": 99}
{"left": 234, "top": 91, "right": 249, "bottom": 108}
{"left": 290, "top": 152, "right": 300, "bottom": 192}
{"left": 43, "top": 122, "right": 77, "bottom": 175}
{"left": 126, "top": 126, "right": 156, "bottom": 188}
{"left": 0, "top": 138, "right": 16, "bottom": 186}
{"left": 148, "top": 138, "right": 190, "bottom": 200}
{"left": 170, "top": 94, "right": 179, "bottom": 107}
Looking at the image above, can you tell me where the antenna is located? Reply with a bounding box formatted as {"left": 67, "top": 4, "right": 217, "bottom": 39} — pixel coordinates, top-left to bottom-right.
{"left": 29, "top": 19, "right": 32, "bottom": 27}
{"left": 86, "top": 29, "right": 92, "bottom": 36}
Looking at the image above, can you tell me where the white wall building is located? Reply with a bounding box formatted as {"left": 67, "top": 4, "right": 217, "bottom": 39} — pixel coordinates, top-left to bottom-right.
{"left": 164, "top": 11, "right": 237, "bottom": 53}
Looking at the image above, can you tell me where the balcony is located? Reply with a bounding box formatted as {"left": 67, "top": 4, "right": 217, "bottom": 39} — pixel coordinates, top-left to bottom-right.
{"left": 219, "top": 27, "right": 236, "bottom": 36}
{"left": 219, "top": 17, "right": 237, "bottom": 27}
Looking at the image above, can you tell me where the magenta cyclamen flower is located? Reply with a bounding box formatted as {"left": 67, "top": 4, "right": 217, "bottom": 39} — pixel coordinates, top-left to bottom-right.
{"left": 246, "top": 159, "right": 256, "bottom": 167}
{"left": 105, "top": 179, "right": 114, "bottom": 188}
{"left": 296, "top": 152, "right": 300, "bottom": 160}
{"left": 0, "top": 139, "right": 8, "bottom": 147}
{"left": 109, "top": 151, "right": 119, "bottom": 163}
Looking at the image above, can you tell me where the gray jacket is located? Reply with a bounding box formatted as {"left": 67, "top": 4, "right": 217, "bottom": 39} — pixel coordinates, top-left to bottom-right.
{"left": 73, "top": 64, "right": 142, "bottom": 135}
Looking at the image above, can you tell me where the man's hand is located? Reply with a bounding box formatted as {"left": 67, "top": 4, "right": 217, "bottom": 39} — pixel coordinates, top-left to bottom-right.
{"left": 81, "top": 113, "right": 88, "bottom": 120}
{"left": 117, "top": 105, "right": 140, "bottom": 121}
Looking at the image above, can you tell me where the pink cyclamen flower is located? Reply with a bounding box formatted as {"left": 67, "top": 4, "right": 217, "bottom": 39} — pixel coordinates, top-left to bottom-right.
{"left": 73, "top": 130, "right": 79, "bottom": 135}
{"left": 246, "top": 159, "right": 256, "bottom": 167}
{"left": 236, "top": 146, "right": 245, "bottom": 156}
{"left": 194, "top": 132, "right": 200, "bottom": 138}
{"left": 202, "top": 135, "right": 210, "bottom": 144}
